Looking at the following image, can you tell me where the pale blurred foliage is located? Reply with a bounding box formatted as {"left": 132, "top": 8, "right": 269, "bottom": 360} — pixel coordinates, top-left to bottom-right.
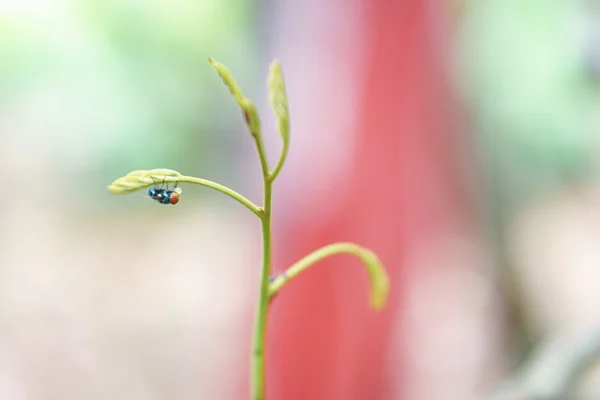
{"left": 0, "top": 200, "right": 256, "bottom": 399}
{"left": 398, "top": 0, "right": 600, "bottom": 398}
{"left": 0, "top": 0, "right": 260, "bottom": 398}
{"left": 391, "top": 222, "right": 505, "bottom": 400}
{"left": 508, "top": 185, "right": 600, "bottom": 337}
{"left": 506, "top": 182, "right": 600, "bottom": 399}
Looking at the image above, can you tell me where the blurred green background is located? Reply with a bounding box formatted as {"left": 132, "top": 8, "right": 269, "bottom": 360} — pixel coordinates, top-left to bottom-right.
{"left": 0, "top": 0, "right": 262, "bottom": 213}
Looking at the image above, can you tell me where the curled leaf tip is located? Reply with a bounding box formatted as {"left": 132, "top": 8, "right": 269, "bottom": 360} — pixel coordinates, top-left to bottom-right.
{"left": 365, "top": 252, "right": 390, "bottom": 310}
{"left": 108, "top": 169, "right": 183, "bottom": 194}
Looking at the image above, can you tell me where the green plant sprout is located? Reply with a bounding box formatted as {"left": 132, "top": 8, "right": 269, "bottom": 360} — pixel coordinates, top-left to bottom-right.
{"left": 108, "top": 58, "right": 390, "bottom": 400}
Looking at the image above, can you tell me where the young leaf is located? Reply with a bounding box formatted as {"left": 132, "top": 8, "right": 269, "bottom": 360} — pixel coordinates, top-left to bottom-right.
{"left": 108, "top": 169, "right": 183, "bottom": 193}
{"left": 209, "top": 57, "right": 261, "bottom": 138}
{"left": 267, "top": 59, "right": 290, "bottom": 145}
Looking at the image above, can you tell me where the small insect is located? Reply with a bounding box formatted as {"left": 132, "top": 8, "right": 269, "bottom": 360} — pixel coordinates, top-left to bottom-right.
{"left": 148, "top": 177, "right": 181, "bottom": 205}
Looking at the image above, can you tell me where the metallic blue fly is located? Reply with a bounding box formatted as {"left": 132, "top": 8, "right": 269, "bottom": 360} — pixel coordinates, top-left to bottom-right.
{"left": 148, "top": 177, "right": 180, "bottom": 205}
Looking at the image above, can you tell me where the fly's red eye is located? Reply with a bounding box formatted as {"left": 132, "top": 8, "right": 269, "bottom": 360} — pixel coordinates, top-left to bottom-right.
{"left": 169, "top": 192, "right": 179, "bottom": 205}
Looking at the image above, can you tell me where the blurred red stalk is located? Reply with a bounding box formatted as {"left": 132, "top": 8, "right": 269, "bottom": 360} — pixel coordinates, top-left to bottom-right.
{"left": 266, "top": 0, "right": 465, "bottom": 399}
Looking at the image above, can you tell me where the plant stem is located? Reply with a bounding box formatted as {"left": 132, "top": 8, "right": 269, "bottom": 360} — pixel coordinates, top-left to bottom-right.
{"left": 252, "top": 179, "right": 272, "bottom": 400}
{"left": 179, "top": 175, "right": 261, "bottom": 217}
{"left": 250, "top": 125, "right": 270, "bottom": 180}
{"left": 268, "top": 143, "right": 288, "bottom": 182}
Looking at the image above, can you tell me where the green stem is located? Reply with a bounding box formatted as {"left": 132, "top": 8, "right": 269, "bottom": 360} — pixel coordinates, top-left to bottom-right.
{"left": 249, "top": 127, "right": 270, "bottom": 179}
{"left": 252, "top": 179, "right": 272, "bottom": 400}
{"left": 268, "top": 142, "right": 288, "bottom": 182}
{"left": 179, "top": 175, "right": 261, "bottom": 217}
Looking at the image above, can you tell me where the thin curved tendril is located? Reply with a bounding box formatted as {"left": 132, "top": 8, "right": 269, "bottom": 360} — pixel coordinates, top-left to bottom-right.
{"left": 268, "top": 242, "right": 390, "bottom": 309}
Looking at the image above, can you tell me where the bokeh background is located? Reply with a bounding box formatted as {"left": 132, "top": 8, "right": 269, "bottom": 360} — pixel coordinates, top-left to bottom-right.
{"left": 2, "top": 0, "right": 600, "bottom": 399}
